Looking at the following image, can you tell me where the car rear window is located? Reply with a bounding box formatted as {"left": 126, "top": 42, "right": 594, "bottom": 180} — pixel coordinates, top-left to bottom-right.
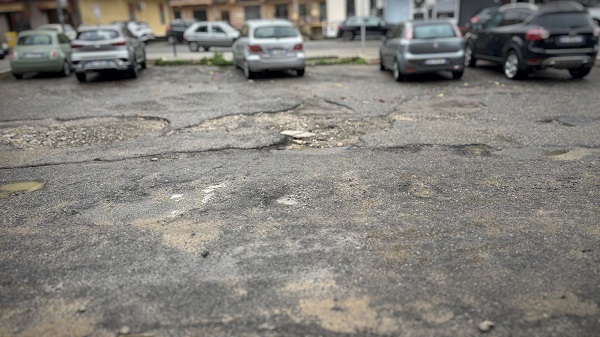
{"left": 77, "top": 29, "right": 119, "bottom": 41}
{"left": 254, "top": 26, "right": 297, "bottom": 39}
{"left": 39, "top": 26, "right": 59, "bottom": 31}
{"left": 413, "top": 23, "right": 456, "bottom": 39}
{"left": 18, "top": 34, "right": 52, "bottom": 45}
{"left": 531, "top": 12, "right": 593, "bottom": 28}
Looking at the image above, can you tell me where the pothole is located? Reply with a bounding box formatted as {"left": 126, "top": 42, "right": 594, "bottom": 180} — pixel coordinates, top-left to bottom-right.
{"left": 393, "top": 98, "right": 485, "bottom": 120}
{"left": 453, "top": 144, "right": 495, "bottom": 156}
{"left": 0, "top": 181, "right": 45, "bottom": 198}
{"left": 0, "top": 117, "right": 169, "bottom": 149}
{"left": 539, "top": 117, "right": 596, "bottom": 127}
{"left": 544, "top": 148, "right": 598, "bottom": 161}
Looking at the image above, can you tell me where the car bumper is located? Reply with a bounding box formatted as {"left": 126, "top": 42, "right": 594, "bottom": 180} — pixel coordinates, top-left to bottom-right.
{"left": 10, "top": 58, "right": 63, "bottom": 73}
{"left": 72, "top": 51, "right": 133, "bottom": 72}
{"left": 400, "top": 51, "right": 465, "bottom": 74}
{"left": 246, "top": 53, "right": 306, "bottom": 72}
{"left": 525, "top": 46, "right": 597, "bottom": 69}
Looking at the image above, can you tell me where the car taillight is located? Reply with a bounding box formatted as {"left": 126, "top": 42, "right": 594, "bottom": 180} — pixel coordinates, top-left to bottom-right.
{"left": 70, "top": 43, "right": 82, "bottom": 48}
{"left": 526, "top": 28, "right": 550, "bottom": 41}
{"left": 404, "top": 24, "right": 413, "bottom": 40}
{"left": 470, "top": 16, "right": 480, "bottom": 24}
{"left": 50, "top": 50, "right": 58, "bottom": 58}
{"left": 293, "top": 43, "right": 303, "bottom": 51}
{"left": 111, "top": 41, "right": 127, "bottom": 46}
{"left": 248, "top": 45, "right": 263, "bottom": 53}
{"left": 453, "top": 24, "right": 462, "bottom": 38}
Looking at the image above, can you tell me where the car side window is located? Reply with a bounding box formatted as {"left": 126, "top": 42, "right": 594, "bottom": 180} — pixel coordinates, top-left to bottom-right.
{"left": 212, "top": 26, "right": 225, "bottom": 34}
{"left": 122, "top": 27, "right": 136, "bottom": 38}
{"left": 58, "top": 34, "right": 69, "bottom": 44}
{"left": 500, "top": 10, "right": 530, "bottom": 26}
{"left": 196, "top": 25, "right": 208, "bottom": 33}
{"left": 483, "top": 13, "right": 503, "bottom": 29}
{"left": 240, "top": 25, "right": 248, "bottom": 37}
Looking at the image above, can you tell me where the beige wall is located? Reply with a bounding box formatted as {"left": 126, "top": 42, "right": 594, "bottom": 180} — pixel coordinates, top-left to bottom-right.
{"left": 78, "top": 0, "right": 169, "bottom": 36}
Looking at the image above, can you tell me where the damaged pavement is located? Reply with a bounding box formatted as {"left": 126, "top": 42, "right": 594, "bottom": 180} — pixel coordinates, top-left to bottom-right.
{"left": 0, "top": 65, "right": 599, "bottom": 337}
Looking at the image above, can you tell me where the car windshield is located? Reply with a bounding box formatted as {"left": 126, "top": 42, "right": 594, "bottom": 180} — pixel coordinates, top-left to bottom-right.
{"left": 77, "top": 29, "right": 119, "bottom": 41}
{"left": 38, "top": 26, "right": 59, "bottom": 31}
{"left": 254, "top": 26, "right": 297, "bottom": 39}
{"left": 413, "top": 23, "right": 456, "bottom": 39}
{"left": 18, "top": 34, "right": 52, "bottom": 45}
{"left": 531, "top": 12, "right": 593, "bottom": 28}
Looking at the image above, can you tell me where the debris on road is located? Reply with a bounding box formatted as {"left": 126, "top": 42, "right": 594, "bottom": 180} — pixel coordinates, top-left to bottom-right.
{"left": 280, "top": 130, "right": 316, "bottom": 138}
{"left": 478, "top": 320, "right": 495, "bottom": 333}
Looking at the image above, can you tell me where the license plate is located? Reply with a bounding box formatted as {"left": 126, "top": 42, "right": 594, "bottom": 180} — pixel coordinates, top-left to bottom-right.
{"left": 558, "top": 35, "right": 584, "bottom": 44}
{"left": 86, "top": 60, "right": 113, "bottom": 68}
{"left": 270, "top": 49, "right": 286, "bottom": 56}
{"left": 23, "top": 52, "right": 43, "bottom": 59}
{"left": 424, "top": 58, "right": 447, "bottom": 65}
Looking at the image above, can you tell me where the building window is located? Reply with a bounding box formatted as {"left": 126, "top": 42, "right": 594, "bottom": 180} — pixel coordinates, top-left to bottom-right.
{"left": 174, "top": 10, "right": 181, "bottom": 19}
{"left": 244, "top": 6, "right": 261, "bottom": 20}
{"left": 221, "top": 11, "right": 230, "bottom": 22}
{"left": 320, "top": 2, "right": 326, "bottom": 21}
{"left": 193, "top": 10, "right": 207, "bottom": 21}
{"left": 346, "top": 0, "right": 354, "bottom": 17}
{"left": 159, "top": 4, "right": 165, "bottom": 24}
{"left": 299, "top": 4, "right": 307, "bottom": 19}
{"left": 275, "top": 4, "right": 288, "bottom": 19}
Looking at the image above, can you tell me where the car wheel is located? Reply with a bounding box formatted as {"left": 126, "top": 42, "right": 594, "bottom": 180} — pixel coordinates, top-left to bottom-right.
{"left": 188, "top": 42, "right": 199, "bottom": 52}
{"left": 60, "top": 60, "right": 71, "bottom": 77}
{"left": 297, "top": 68, "right": 305, "bottom": 77}
{"left": 452, "top": 70, "right": 464, "bottom": 80}
{"left": 203, "top": 46, "right": 210, "bottom": 52}
{"left": 243, "top": 61, "right": 255, "bottom": 79}
{"left": 13, "top": 73, "right": 23, "bottom": 80}
{"left": 379, "top": 55, "right": 385, "bottom": 71}
{"left": 569, "top": 67, "right": 592, "bottom": 79}
{"left": 75, "top": 72, "right": 86, "bottom": 83}
{"left": 342, "top": 31, "right": 354, "bottom": 41}
{"left": 504, "top": 51, "right": 524, "bottom": 80}
{"left": 167, "top": 35, "right": 177, "bottom": 44}
{"left": 464, "top": 43, "right": 476, "bottom": 68}
{"left": 393, "top": 60, "right": 403, "bottom": 82}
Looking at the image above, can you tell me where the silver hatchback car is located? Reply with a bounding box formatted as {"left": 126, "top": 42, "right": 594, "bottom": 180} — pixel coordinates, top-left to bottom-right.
{"left": 71, "top": 24, "right": 147, "bottom": 82}
{"left": 232, "top": 19, "right": 305, "bottom": 79}
{"left": 380, "top": 20, "right": 465, "bottom": 81}
{"left": 183, "top": 21, "right": 239, "bottom": 52}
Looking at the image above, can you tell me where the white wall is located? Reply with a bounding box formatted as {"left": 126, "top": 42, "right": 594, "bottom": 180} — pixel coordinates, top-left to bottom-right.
{"left": 325, "top": 0, "right": 346, "bottom": 37}
{"left": 384, "top": 0, "right": 411, "bottom": 24}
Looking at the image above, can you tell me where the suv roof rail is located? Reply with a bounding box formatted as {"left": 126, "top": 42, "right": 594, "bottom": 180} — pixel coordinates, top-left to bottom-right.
{"left": 499, "top": 3, "right": 539, "bottom": 12}
{"left": 540, "top": 1, "right": 585, "bottom": 11}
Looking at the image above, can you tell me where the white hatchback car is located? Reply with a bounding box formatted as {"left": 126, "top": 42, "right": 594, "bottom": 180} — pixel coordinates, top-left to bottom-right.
{"left": 232, "top": 19, "right": 305, "bottom": 79}
{"left": 184, "top": 21, "right": 239, "bottom": 52}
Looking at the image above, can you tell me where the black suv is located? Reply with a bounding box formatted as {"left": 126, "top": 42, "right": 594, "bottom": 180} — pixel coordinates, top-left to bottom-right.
{"left": 165, "top": 19, "right": 196, "bottom": 43}
{"left": 464, "top": 2, "right": 599, "bottom": 79}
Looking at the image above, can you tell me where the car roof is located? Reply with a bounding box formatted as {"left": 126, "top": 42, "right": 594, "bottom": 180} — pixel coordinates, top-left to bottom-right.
{"left": 499, "top": 3, "right": 538, "bottom": 12}
{"left": 538, "top": 1, "right": 587, "bottom": 13}
{"left": 78, "top": 25, "right": 124, "bottom": 31}
{"left": 409, "top": 19, "right": 456, "bottom": 25}
{"left": 18, "top": 29, "right": 56, "bottom": 36}
{"left": 245, "top": 19, "right": 294, "bottom": 27}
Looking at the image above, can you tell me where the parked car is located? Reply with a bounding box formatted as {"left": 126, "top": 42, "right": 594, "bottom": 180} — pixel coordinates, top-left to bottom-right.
{"left": 337, "top": 16, "right": 389, "bottom": 41}
{"left": 0, "top": 42, "right": 8, "bottom": 59}
{"left": 36, "top": 23, "right": 77, "bottom": 40}
{"left": 464, "top": 2, "right": 599, "bottom": 79}
{"left": 380, "top": 20, "right": 465, "bottom": 81}
{"left": 166, "top": 19, "right": 196, "bottom": 44}
{"left": 10, "top": 30, "right": 72, "bottom": 79}
{"left": 183, "top": 21, "right": 239, "bottom": 51}
{"left": 588, "top": 4, "right": 600, "bottom": 25}
{"left": 232, "top": 19, "right": 305, "bottom": 79}
{"left": 70, "top": 24, "right": 147, "bottom": 82}
{"left": 463, "top": 6, "right": 499, "bottom": 32}
{"left": 112, "top": 21, "right": 155, "bottom": 42}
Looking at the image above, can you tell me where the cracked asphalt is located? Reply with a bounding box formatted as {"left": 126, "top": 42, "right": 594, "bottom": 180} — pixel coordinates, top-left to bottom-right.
{"left": 0, "top": 64, "right": 599, "bottom": 337}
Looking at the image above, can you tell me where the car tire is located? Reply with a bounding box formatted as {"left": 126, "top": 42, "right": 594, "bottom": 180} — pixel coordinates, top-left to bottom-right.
{"left": 188, "top": 42, "right": 199, "bottom": 52}
{"left": 503, "top": 50, "right": 524, "bottom": 80}
{"left": 13, "top": 73, "right": 23, "bottom": 80}
{"left": 128, "top": 60, "right": 139, "bottom": 79}
{"left": 203, "top": 46, "right": 210, "bottom": 52}
{"left": 379, "top": 55, "right": 385, "bottom": 71}
{"left": 569, "top": 67, "right": 592, "bottom": 79}
{"left": 464, "top": 43, "right": 476, "bottom": 68}
{"left": 452, "top": 70, "right": 464, "bottom": 80}
{"left": 167, "top": 35, "right": 177, "bottom": 44}
{"left": 393, "top": 60, "right": 403, "bottom": 82}
{"left": 243, "top": 61, "right": 255, "bottom": 79}
{"left": 297, "top": 68, "right": 305, "bottom": 77}
{"left": 60, "top": 60, "right": 71, "bottom": 77}
{"left": 342, "top": 31, "right": 354, "bottom": 41}
{"left": 76, "top": 72, "right": 86, "bottom": 83}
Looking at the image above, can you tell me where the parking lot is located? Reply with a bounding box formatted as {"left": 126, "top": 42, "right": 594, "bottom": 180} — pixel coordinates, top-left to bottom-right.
{"left": 1, "top": 62, "right": 599, "bottom": 337}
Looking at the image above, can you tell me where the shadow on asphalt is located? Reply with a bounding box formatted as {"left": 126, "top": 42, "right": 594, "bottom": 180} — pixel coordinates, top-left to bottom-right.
{"left": 471, "top": 61, "right": 581, "bottom": 81}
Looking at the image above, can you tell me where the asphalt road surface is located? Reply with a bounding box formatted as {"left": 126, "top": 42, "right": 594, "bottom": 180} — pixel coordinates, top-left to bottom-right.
{"left": 1, "top": 64, "right": 599, "bottom": 337}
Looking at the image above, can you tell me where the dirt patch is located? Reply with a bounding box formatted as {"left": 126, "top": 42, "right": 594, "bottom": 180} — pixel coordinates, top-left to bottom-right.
{"left": 393, "top": 98, "right": 485, "bottom": 120}
{"left": 133, "top": 219, "right": 221, "bottom": 253}
{"left": 516, "top": 292, "right": 599, "bottom": 322}
{"left": 0, "top": 117, "right": 168, "bottom": 149}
